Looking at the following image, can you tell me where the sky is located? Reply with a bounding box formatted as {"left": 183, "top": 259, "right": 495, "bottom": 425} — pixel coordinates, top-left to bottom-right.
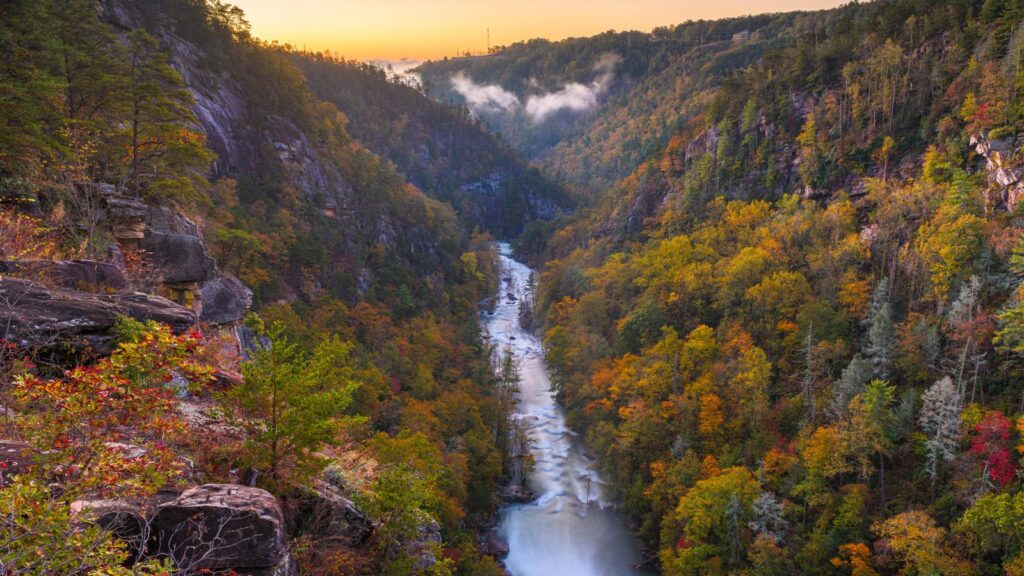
{"left": 229, "top": 0, "right": 851, "bottom": 61}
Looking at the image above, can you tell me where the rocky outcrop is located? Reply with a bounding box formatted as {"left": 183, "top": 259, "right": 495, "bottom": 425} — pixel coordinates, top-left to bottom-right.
{"left": 404, "top": 518, "right": 442, "bottom": 572}
{"left": 685, "top": 124, "right": 720, "bottom": 162}
{"left": 0, "top": 259, "right": 127, "bottom": 292}
{"left": 288, "top": 480, "right": 374, "bottom": 547}
{"left": 199, "top": 276, "right": 253, "bottom": 325}
{"left": 71, "top": 486, "right": 298, "bottom": 575}
{"left": 104, "top": 194, "right": 148, "bottom": 245}
{"left": 972, "top": 132, "right": 1024, "bottom": 210}
{"left": 152, "top": 484, "right": 294, "bottom": 575}
{"left": 141, "top": 206, "right": 216, "bottom": 287}
{"left": 0, "top": 278, "right": 196, "bottom": 349}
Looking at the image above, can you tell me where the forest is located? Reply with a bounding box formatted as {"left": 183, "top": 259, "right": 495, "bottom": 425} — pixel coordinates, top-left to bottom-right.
{"left": 520, "top": 0, "right": 1024, "bottom": 573}
{"left": 0, "top": 0, "right": 522, "bottom": 573}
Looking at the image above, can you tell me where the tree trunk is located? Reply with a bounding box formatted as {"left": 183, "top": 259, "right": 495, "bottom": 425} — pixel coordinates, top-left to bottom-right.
{"left": 879, "top": 453, "right": 886, "bottom": 512}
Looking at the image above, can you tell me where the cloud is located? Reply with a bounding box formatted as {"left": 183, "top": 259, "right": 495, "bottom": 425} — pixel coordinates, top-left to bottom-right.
{"left": 370, "top": 58, "right": 423, "bottom": 87}
{"left": 525, "top": 53, "right": 621, "bottom": 123}
{"left": 449, "top": 53, "right": 621, "bottom": 123}
{"left": 524, "top": 82, "right": 600, "bottom": 123}
{"left": 451, "top": 71, "right": 521, "bottom": 114}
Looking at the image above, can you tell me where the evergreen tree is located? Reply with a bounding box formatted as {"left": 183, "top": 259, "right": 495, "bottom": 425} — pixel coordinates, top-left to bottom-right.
{"left": 51, "top": 0, "right": 126, "bottom": 182}
{"left": 865, "top": 280, "right": 895, "bottom": 381}
{"left": 832, "top": 354, "right": 872, "bottom": 419}
{"left": 0, "top": 0, "right": 58, "bottom": 182}
{"left": 222, "top": 322, "right": 360, "bottom": 492}
{"left": 920, "top": 376, "right": 961, "bottom": 489}
{"left": 119, "top": 29, "right": 213, "bottom": 201}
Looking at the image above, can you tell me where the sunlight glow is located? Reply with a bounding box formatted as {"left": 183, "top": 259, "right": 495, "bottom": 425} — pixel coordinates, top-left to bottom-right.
{"left": 229, "top": 0, "right": 851, "bottom": 60}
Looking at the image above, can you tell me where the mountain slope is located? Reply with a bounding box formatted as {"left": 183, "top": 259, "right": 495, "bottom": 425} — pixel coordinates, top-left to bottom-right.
{"left": 292, "top": 54, "right": 571, "bottom": 238}
{"left": 522, "top": 0, "right": 1024, "bottom": 574}
{"left": 416, "top": 12, "right": 828, "bottom": 195}
{"left": 0, "top": 1, "right": 517, "bottom": 573}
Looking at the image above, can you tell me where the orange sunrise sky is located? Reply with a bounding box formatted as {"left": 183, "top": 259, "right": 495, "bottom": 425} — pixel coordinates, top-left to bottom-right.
{"left": 229, "top": 0, "right": 852, "bottom": 61}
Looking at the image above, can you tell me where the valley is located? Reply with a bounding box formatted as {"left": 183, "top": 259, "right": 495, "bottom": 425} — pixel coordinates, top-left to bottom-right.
{"left": 4, "top": 0, "right": 1024, "bottom": 575}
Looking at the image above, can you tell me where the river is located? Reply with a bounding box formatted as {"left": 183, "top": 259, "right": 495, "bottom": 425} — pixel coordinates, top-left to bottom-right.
{"left": 483, "top": 243, "right": 652, "bottom": 576}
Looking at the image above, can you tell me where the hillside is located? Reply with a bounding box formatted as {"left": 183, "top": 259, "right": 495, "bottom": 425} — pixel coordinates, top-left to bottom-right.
{"left": 292, "top": 54, "right": 571, "bottom": 238}
{"left": 0, "top": 0, "right": 519, "bottom": 574}
{"left": 523, "top": 0, "right": 1024, "bottom": 574}
{"left": 416, "top": 13, "right": 824, "bottom": 195}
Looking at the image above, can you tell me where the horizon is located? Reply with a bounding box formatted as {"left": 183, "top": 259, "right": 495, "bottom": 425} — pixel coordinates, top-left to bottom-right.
{"left": 230, "top": 0, "right": 852, "bottom": 61}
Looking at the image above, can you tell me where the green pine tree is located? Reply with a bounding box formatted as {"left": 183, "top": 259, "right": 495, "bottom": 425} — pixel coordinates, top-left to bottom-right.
{"left": 223, "top": 321, "right": 361, "bottom": 492}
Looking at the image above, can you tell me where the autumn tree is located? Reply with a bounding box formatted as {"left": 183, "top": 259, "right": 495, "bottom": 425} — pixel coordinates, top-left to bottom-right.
{"left": 664, "top": 466, "right": 761, "bottom": 572}
{"left": 5, "top": 319, "right": 206, "bottom": 574}
{"left": 873, "top": 511, "right": 973, "bottom": 575}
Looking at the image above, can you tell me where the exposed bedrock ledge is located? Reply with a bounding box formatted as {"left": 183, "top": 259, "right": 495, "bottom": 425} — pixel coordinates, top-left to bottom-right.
{"left": 0, "top": 277, "right": 196, "bottom": 349}
{"left": 0, "top": 259, "right": 128, "bottom": 292}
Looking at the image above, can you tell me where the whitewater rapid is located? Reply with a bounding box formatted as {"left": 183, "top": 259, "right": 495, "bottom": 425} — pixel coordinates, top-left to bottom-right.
{"left": 484, "top": 243, "right": 651, "bottom": 576}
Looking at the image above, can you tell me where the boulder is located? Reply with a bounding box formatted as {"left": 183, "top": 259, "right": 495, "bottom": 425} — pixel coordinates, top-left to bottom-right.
{"left": 0, "top": 259, "right": 127, "bottom": 291}
{"left": 498, "top": 484, "right": 535, "bottom": 504}
{"left": 199, "top": 276, "right": 252, "bottom": 325}
{"left": 288, "top": 480, "right": 373, "bottom": 547}
{"left": 152, "top": 484, "right": 291, "bottom": 573}
{"left": 0, "top": 278, "right": 196, "bottom": 349}
{"left": 141, "top": 206, "right": 215, "bottom": 285}
{"left": 479, "top": 530, "right": 509, "bottom": 558}
{"left": 71, "top": 490, "right": 180, "bottom": 563}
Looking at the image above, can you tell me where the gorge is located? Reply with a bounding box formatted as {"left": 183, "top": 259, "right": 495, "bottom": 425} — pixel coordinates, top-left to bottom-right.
{"left": 6, "top": 0, "right": 1024, "bottom": 574}
{"left": 485, "top": 244, "right": 651, "bottom": 576}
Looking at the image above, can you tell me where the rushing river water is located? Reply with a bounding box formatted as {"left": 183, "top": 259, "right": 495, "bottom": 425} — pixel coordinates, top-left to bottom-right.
{"left": 483, "top": 243, "right": 652, "bottom": 576}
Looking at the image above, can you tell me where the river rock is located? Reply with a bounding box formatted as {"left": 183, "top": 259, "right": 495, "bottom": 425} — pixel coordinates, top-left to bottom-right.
{"left": 199, "top": 275, "right": 252, "bottom": 325}
{"left": 480, "top": 530, "right": 509, "bottom": 558}
{"left": 498, "top": 484, "right": 535, "bottom": 504}
{"left": 152, "top": 484, "right": 293, "bottom": 574}
{"left": 0, "top": 278, "right": 196, "bottom": 349}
